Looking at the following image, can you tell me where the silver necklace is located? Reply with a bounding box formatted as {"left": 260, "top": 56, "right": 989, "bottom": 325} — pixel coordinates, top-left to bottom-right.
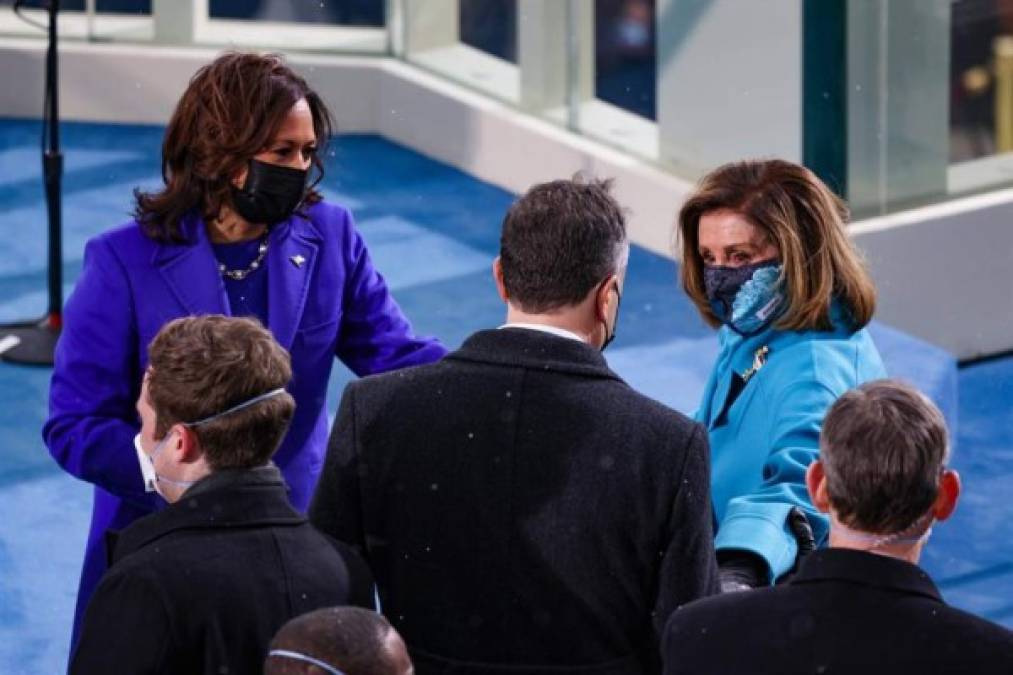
{"left": 218, "top": 236, "right": 268, "bottom": 281}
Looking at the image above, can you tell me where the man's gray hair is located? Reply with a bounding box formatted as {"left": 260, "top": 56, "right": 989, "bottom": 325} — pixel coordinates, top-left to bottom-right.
{"left": 820, "top": 379, "right": 949, "bottom": 534}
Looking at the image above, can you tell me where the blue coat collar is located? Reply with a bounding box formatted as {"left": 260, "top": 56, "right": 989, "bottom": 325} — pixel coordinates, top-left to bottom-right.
{"left": 699, "top": 301, "right": 856, "bottom": 429}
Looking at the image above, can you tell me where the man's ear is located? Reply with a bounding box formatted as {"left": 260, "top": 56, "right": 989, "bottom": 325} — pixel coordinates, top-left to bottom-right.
{"left": 932, "top": 469, "right": 961, "bottom": 522}
{"left": 595, "top": 274, "right": 619, "bottom": 323}
{"left": 493, "top": 257, "right": 509, "bottom": 303}
{"left": 174, "top": 425, "right": 204, "bottom": 465}
{"left": 806, "top": 460, "right": 831, "bottom": 513}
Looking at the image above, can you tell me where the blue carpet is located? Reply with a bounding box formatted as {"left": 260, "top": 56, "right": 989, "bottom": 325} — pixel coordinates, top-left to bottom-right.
{"left": 0, "top": 119, "right": 1008, "bottom": 673}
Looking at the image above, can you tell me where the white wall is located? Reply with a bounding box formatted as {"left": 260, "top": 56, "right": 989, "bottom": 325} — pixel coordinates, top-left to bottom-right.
{"left": 852, "top": 189, "right": 1013, "bottom": 361}
{"left": 847, "top": 0, "right": 951, "bottom": 215}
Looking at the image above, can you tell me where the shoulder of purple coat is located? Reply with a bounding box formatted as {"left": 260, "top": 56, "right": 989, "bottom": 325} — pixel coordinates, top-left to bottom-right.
{"left": 88, "top": 219, "right": 161, "bottom": 263}
{"left": 298, "top": 200, "right": 354, "bottom": 239}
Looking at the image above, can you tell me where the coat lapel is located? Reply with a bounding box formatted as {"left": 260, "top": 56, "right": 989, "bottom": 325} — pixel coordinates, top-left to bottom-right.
{"left": 154, "top": 215, "right": 229, "bottom": 316}
{"left": 267, "top": 215, "right": 321, "bottom": 350}
{"left": 705, "top": 329, "right": 770, "bottom": 431}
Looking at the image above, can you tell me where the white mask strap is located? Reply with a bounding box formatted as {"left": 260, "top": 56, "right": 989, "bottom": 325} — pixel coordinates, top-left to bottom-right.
{"left": 267, "top": 649, "right": 346, "bottom": 675}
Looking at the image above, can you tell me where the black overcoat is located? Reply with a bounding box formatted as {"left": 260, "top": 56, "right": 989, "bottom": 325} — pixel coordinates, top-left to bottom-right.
{"left": 663, "top": 547, "right": 1013, "bottom": 674}
{"left": 71, "top": 466, "right": 374, "bottom": 675}
{"left": 311, "top": 328, "right": 720, "bottom": 674}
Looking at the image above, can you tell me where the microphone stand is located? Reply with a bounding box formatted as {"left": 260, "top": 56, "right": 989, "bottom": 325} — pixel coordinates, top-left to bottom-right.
{"left": 1, "top": 0, "right": 63, "bottom": 365}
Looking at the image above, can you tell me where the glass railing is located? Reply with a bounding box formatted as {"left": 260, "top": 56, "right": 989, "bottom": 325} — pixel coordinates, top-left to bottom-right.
{"left": 0, "top": 0, "right": 153, "bottom": 42}
{"left": 4, "top": 0, "right": 1013, "bottom": 216}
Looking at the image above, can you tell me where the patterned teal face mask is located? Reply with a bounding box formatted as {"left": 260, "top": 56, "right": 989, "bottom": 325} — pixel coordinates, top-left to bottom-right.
{"left": 704, "top": 260, "right": 786, "bottom": 336}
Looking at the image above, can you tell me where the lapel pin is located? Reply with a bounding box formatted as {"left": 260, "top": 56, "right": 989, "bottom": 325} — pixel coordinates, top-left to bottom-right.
{"left": 290, "top": 254, "right": 306, "bottom": 269}
{"left": 741, "top": 345, "right": 770, "bottom": 384}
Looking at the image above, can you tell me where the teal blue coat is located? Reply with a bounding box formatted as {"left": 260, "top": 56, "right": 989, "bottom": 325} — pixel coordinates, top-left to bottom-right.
{"left": 696, "top": 308, "right": 886, "bottom": 581}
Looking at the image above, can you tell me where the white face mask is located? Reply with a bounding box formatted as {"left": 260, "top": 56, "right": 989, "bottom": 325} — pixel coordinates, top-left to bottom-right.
{"left": 134, "top": 432, "right": 159, "bottom": 493}
{"left": 133, "top": 432, "right": 195, "bottom": 497}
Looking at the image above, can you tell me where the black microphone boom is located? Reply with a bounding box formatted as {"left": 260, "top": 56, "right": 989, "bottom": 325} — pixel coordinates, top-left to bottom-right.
{"left": 1, "top": 0, "right": 63, "bottom": 365}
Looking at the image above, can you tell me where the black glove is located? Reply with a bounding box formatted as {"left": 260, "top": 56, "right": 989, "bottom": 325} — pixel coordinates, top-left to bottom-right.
{"left": 778, "top": 507, "right": 817, "bottom": 584}
{"left": 717, "top": 550, "right": 767, "bottom": 593}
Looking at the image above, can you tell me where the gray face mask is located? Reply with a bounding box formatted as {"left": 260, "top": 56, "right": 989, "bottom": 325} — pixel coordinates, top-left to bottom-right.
{"left": 134, "top": 387, "right": 287, "bottom": 495}
{"left": 267, "top": 650, "right": 346, "bottom": 675}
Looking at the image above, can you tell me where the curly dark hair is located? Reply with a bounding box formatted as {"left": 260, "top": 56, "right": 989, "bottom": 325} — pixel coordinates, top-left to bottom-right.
{"left": 134, "top": 51, "right": 334, "bottom": 242}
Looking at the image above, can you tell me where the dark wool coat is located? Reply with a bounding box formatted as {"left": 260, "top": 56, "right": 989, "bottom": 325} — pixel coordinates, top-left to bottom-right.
{"left": 71, "top": 466, "right": 374, "bottom": 675}
{"left": 310, "top": 328, "right": 720, "bottom": 675}
{"left": 663, "top": 548, "right": 1013, "bottom": 675}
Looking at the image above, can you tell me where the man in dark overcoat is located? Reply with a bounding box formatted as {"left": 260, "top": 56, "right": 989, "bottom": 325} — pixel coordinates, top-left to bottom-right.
{"left": 71, "top": 315, "right": 374, "bottom": 674}
{"left": 311, "top": 177, "right": 720, "bottom": 674}
{"left": 663, "top": 379, "right": 1013, "bottom": 674}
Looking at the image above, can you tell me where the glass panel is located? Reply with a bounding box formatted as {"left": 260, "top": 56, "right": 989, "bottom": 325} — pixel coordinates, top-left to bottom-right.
{"left": 198, "top": 0, "right": 387, "bottom": 53}
{"left": 96, "top": 0, "right": 151, "bottom": 12}
{"left": 460, "top": 0, "right": 516, "bottom": 63}
{"left": 0, "top": 0, "right": 83, "bottom": 7}
{"left": 0, "top": 0, "right": 152, "bottom": 41}
{"left": 0, "top": 0, "right": 150, "bottom": 12}
{"left": 557, "top": 0, "right": 658, "bottom": 161}
{"left": 594, "top": 0, "right": 656, "bottom": 120}
{"left": 403, "top": 0, "right": 520, "bottom": 104}
{"left": 950, "top": 0, "right": 1013, "bottom": 161}
{"left": 846, "top": 1, "right": 948, "bottom": 216}
{"left": 947, "top": 0, "right": 1013, "bottom": 195}
{"left": 208, "top": 0, "right": 384, "bottom": 26}
{"left": 656, "top": 0, "right": 802, "bottom": 176}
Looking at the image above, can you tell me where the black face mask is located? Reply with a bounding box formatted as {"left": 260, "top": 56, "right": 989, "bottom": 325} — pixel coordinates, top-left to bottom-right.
{"left": 703, "top": 259, "right": 779, "bottom": 323}
{"left": 601, "top": 282, "right": 622, "bottom": 352}
{"left": 230, "top": 159, "right": 308, "bottom": 226}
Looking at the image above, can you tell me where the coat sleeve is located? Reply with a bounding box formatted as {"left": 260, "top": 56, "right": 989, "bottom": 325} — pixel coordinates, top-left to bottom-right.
{"left": 713, "top": 379, "right": 834, "bottom": 581}
{"left": 309, "top": 381, "right": 367, "bottom": 553}
{"left": 654, "top": 423, "right": 720, "bottom": 636}
{"left": 335, "top": 209, "right": 447, "bottom": 375}
{"left": 42, "top": 236, "right": 156, "bottom": 511}
{"left": 70, "top": 569, "right": 171, "bottom": 675}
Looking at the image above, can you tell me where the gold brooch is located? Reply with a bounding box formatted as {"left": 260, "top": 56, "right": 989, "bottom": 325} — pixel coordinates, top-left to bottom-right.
{"left": 741, "top": 345, "right": 770, "bottom": 383}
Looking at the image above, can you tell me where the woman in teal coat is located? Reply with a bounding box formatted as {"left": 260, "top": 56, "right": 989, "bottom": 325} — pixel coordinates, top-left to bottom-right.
{"left": 676, "top": 159, "right": 886, "bottom": 591}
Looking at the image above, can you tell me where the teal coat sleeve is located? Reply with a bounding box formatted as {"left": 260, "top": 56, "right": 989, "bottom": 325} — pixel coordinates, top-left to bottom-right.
{"left": 714, "top": 379, "right": 837, "bottom": 580}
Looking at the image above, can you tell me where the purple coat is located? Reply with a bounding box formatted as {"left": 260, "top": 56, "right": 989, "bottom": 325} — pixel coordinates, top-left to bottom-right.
{"left": 43, "top": 201, "right": 446, "bottom": 643}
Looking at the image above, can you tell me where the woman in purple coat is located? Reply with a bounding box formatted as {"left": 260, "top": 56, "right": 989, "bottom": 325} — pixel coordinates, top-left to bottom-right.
{"left": 43, "top": 52, "right": 446, "bottom": 644}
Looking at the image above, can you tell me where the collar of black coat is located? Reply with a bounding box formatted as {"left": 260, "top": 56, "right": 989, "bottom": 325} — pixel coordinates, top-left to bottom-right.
{"left": 791, "top": 548, "right": 943, "bottom": 602}
{"left": 107, "top": 464, "right": 305, "bottom": 566}
{"left": 447, "top": 328, "right": 624, "bottom": 381}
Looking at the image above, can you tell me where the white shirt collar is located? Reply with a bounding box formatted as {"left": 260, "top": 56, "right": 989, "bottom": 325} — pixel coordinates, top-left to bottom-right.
{"left": 499, "top": 322, "right": 585, "bottom": 343}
